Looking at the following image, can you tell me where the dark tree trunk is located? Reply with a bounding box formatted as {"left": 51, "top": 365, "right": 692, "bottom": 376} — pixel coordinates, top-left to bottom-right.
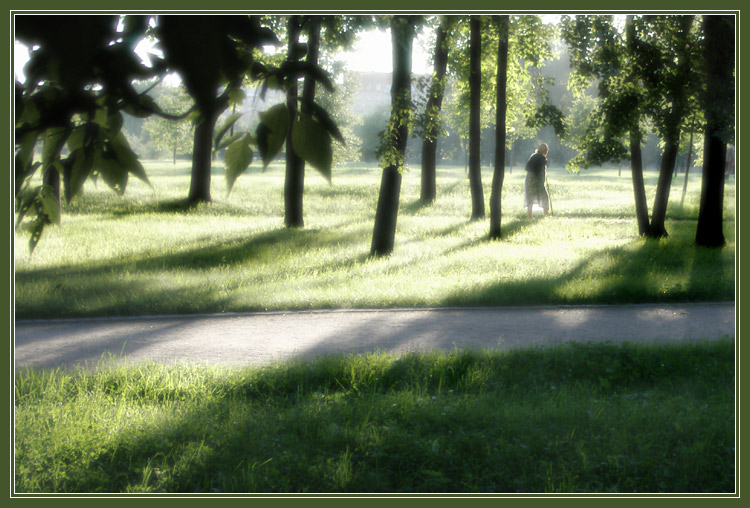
{"left": 489, "top": 15, "right": 508, "bottom": 240}
{"left": 647, "top": 137, "right": 679, "bottom": 237}
{"left": 630, "top": 127, "right": 650, "bottom": 236}
{"left": 371, "top": 16, "right": 414, "bottom": 257}
{"left": 187, "top": 106, "right": 219, "bottom": 204}
{"left": 646, "top": 16, "right": 693, "bottom": 238}
{"left": 284, "top": 15, "right": 305, "bottom": 228}
{"left": 468, "top": 16, "right": 485, "bottom": 220}
{"left": 420, "top": 17, "right": 450, "bottom": 203}
{"left": 696, "top": 15, "right": 733, "bottom": 247}
{"left": 172, "top": 146, "right": 177, "bottom": 165}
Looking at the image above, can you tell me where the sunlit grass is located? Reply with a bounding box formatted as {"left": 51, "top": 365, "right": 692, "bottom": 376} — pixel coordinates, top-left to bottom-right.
{"left": 14, "top": 339, "right": 734, "bottom": 493}
{"left": 14, "top": 161, "right": 735, "bottom": 318}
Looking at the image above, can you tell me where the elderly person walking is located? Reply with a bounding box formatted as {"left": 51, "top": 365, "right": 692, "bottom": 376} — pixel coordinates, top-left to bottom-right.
{"left": 524, "top": 143, "right": 550, "bottom": 218}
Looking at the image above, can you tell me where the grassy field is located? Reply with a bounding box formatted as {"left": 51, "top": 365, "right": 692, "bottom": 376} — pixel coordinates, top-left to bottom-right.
{"left": 14, "top": 339, "right": 735, "bottom": 493}
{"left": 13, "top": 161, "right": 737, "bottom": 494}
{"left": 13, "top": 160, "right": 736, "bottom": 319}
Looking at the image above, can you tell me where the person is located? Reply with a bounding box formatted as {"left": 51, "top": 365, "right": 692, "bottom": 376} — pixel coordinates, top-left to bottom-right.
{"left": 524, "top": 143, "right": 550, "bottom": 218}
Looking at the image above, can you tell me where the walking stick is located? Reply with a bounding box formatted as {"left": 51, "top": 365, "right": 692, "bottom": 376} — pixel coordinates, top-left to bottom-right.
{"left": 545, "top": 173, "right": 553, "bottom": 216}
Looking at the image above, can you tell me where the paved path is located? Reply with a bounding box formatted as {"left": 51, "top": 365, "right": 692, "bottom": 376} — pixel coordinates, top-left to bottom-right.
{"left": 14, "top": 302, "right": 736, "bottom": 370}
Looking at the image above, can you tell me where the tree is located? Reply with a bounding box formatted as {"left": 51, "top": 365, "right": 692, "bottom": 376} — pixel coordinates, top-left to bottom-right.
{"left": 468, "top": 16, "right": 485, "bottom": 220}
{"left": 561, "top": 15, "right": 698, "bottom": 238}
{"left": 489, "top": 15, "right": 509, "bottom": 239}
{"left": 141, "top": 84, "right": 194, "bottom": 164}
{"left": 283, "top": 15, "right": 306, "bottom": 227}
{"left": 156, "top": 15, "right": 274, "bottom": 204}
{"left": 281, "top": 15, "right": 367, "bottom": 227}
{"left": 637, "top": 15, "right": 697, "bottom": 238}
{"left": 14, "top": 14, "right": 345, "bottom": 252}
{"left": 371, "top": 15, "right": 419, "bottom": 257}
{"left": 695, "top": 15, "right": 734, "bottom": 247}
{"left": 419, "top": 16, "right": 453, "bottom": 203}
{"left": 15, "top": 14, "right": 159, "bottom": 252}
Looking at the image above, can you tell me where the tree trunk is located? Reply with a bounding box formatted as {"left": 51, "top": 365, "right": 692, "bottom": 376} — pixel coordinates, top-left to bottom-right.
{"left": 630, "top": 127, "right": 650, "bottom": 236}
{"left": 696, "top": 15, "right": 733, "bottom": 248}
{"left": 489, "top": 15, "right": 508, "bottom": 240}
{"left": 371, "top": 16, "right": 414, "bottom": 257}
{"left": 284, "top": 15, "right": 305, "bottom": 228}
{"left": 187, "top": 107, "right": 218, "bottom": 204}
{"left": 420, "top": 17, "right": 450, "bottom": 204}
{"left": 647, "top": 136, "right": 679, "bottom": 237}
{"left": 680, "top": 115, "right": 695, "bottom": 206}
{"left": 468, "top": 16, "right": 485, "bottom": 220}
{"left": 646, "top": 16, "right": 694, "bottom": 238}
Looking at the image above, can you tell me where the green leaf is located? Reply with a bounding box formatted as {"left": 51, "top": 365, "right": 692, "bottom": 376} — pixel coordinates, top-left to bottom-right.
{"left": 214, "top": 112, "right": 244, "bottom": 150}
{"left": 109, "top": 131, "right": 150, "bottom": 186}
{"left": 68, "top": 149, "right": 94, "bottom": 201}
{"left": 41, "top": 127, "right": 69, "bottom": 172}
{"left": 17, "top": 130, "right": 39, "bottom": 170}
{"left": 215, "top": 131, "right": 246, "bottom": 151}
{"left": 224, "top": 134, "right": 254, "bottom": 194}
{"left": 292, "top": 112, "right": 332, "bottom": 183}
{"left": 228, "top": 88, "right": 246, "bottom": 106}
{"left": 39, "top": 185, "right": 61, "bottom": 225}
{"left": 98, "top": 155, "right": 128, "bottom": 195}
{"left": 257, "top": 103, "right": 289, "bottom": 168}
{"left": 67, "top": 127, "right": 86, "bottom": 152}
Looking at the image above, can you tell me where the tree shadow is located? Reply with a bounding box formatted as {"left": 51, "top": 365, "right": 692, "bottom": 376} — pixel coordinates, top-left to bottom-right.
{"left": 440, "top": 235, "right": 734, "bottom": 308}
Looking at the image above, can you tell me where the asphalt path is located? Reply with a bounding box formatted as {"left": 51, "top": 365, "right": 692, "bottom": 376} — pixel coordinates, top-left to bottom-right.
{"left": 13, "top": 302, "right": 736, "bottom": 371}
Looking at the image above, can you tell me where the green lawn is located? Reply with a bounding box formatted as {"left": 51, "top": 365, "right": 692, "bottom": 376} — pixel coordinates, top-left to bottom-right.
{"left": 14, "top": 161, "right": 735, "bottom": 319}
{"left": 14, "top": 339, "right": 735, "bottom": 493}
{"left": 13, "top": 161, "right": 737, "bottom": 494}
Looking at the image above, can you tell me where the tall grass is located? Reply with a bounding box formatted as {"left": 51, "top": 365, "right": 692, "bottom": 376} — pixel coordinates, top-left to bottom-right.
{"left": 14, "top": 339, "right": 735, "bottom": 493}
{"left": 14, "top": 161, "right": 735, "bottom": 318}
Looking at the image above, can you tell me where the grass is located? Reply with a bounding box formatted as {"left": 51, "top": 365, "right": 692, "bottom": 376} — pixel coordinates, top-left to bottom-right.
{"left": 13, "top": 161, "right": 737, "bottom": 494}
{"left": 14, "top": 339, "right": 734, "bottom": 494}
{"left": 13, "top": 161, "right": 736, "bottom": 319}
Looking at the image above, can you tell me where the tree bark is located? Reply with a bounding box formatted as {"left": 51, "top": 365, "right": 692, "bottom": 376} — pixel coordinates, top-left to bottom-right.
{"left": 468, "top": 16, "right": 485, "bottom": 220}
{"left": 645, "top": 15, "right": 694, "bottom": 238}
{"left": 371, "top": 16, "right": 414, "bottom": 257}
{"left": 420, "top": 17, "right": 450, "bottom": 203}
{"left": 284, "top": 15, "right": 306, "bottom": 228}
{"left": 696, "top": 15, "right": 733, "bottom": 247}
{"left": 647, "top": 136, "right": 679, "bottom": 237}
{"left": 489, "top": 15, "right": 508, "bottom": 239}
{"left": 630, "top": 127, "right": 650, "bottom": 236}
{"left": 187, "top": 106, "right": 218, "bottom": 204}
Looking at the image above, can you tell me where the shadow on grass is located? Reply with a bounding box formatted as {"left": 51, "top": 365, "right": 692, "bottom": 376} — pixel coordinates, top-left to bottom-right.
{"left": 441, "top": 229, "right": 735, "bottom": 307}
{"left": 23, "top": 341, "right": 733, "bottom": 493}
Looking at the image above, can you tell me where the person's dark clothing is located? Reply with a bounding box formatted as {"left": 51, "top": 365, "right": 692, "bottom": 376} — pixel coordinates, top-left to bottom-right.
{"left": 524, "top": 152, "right": 549, "bottom": 209}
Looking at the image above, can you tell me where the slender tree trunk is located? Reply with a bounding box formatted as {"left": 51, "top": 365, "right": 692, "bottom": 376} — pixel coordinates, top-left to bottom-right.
{"left": 371, "top": 16, "right": 414, "bottom": 257}
{"left": 420, "top": 17, "right": 450, "bottom": 203}
{"left": 647, "top": 136, "right": 679, "bottom": 237}
{"left": 468, "top": 16, "right": 485, "bottom": 220}
{"left": 489, "top": 15, "right": 508, "bottom": 239}
{"left": 646, "top": 16, "right": 694, "bottom": 238}
{"left": 680, "top": 115, "right": 695, "bottom": 206}
{"left": 187, "top": 106, "right": 219, "bottom": 204}
{"left": 172, "top": 145, "right": 177, "bottom": 165}
{"left": 696, "top": 15, "right": 733, "bottom": 247}
{"left": 285, "top": 15, "right": 305, "bottom": 228}
{"left": 630, "top": 127, "right": 650, "bottom": 236}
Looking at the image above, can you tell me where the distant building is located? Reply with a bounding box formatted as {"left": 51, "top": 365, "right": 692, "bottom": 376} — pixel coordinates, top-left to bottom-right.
{"left": 350, "top": 71, "right": 429, "bottom": 116}
{"left": 350, "top": 72, "right": 392, "bottom": 115}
